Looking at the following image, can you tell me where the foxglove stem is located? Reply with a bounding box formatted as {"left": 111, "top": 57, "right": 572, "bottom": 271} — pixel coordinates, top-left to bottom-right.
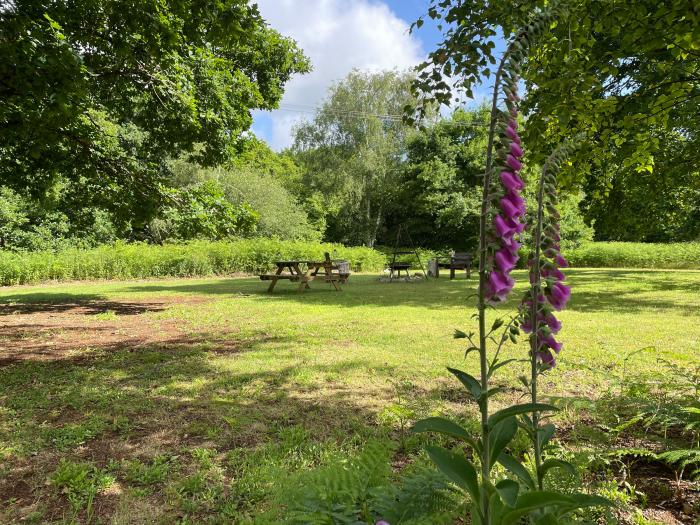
{"left": 477, "top": 41, "right": 517, "bottom": 524}
{"left": 529, "top": 160, "right": 550, "bottom": 490}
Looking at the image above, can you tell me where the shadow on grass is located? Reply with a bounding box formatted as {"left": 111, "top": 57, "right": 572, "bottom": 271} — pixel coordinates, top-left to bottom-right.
{"left": 0, "top": 327, "right": 398, "bottom": 522}
{"left": 0, "top": 298, "right": 170, "bottom": 316}
{"left": 116, "top": 270, "right": 700, "bottom": 314}
{"left": 1, "top": 269, "right": 698, "bottom": 315}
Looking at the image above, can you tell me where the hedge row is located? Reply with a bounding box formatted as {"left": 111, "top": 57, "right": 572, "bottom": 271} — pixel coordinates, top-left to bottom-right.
{"left": 1, "top": 240, "right": 698, "bottom": 286}
{"left": 0, "top": 240, "right": 387, "bottom": 286}
{"left": 567, "top": 242, "right": 700, "bottom": 269}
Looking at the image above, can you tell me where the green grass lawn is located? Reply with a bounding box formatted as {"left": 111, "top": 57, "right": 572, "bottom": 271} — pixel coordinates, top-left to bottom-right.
{"left": 1, "top": 269, "right": 699, "bottom": 524}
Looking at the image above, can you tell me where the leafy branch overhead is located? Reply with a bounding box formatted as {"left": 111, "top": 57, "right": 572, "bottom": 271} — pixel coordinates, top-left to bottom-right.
{"left": 410, "top": 0, "right": 700, "bottom": 182}
{"left": 0, "top": 1, "right": 310, "bottom": 225}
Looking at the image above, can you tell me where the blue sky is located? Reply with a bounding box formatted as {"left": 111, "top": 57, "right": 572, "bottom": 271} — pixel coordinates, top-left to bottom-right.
{"left": 251, "top": 0, "right": 501, "bottom": 150}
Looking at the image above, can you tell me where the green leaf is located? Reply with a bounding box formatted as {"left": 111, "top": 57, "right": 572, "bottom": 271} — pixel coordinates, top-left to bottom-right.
{"left": 501, "top": 491, "right": 575, "bottom": 524}
{"left": 489, "top": 403, "right": 557, "bottom": 428}
{"left": 496, "top": 479, "right": 519, "bottom": 507}
{"left": 488, "top": 358, "right": 518, "bottom": 378}
{"left": 447, "top": 367, "right": 482, "bottom": 401}
{"left": 489, "top": 416, "right": 518, "bottom": 469}
{"left": 425, "top": 445, "right": 480, "bottom": 502}
{"left": 412, "top": 417, "right": 478, "bottom": 450}
{"left": 537, "top": 423, "right": 556, "bottom": 449}
{"left": 498, "top": 453, "right": 535, "bottom": 490}
{"left": 454, "top": 329, "right": 468, "bottom": 339}
{"left": 539, "top": 458, "right": 576, "bottom": 480}
{"left": 533, "top": 512, "right": 559, "bottom": 525}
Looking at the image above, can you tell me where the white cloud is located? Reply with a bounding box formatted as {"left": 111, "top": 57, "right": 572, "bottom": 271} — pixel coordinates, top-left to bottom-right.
{"left": 252, "top": 0, "right": 424, "bottom": 150}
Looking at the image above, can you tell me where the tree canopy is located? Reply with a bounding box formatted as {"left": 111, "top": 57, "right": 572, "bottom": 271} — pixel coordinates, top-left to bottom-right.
{"left": 0, "top": 0, "right": 309, "bottom": 227}
{"left": 411, "top": 0, "right": 699, "bottom": 181}
{"left": 293, "top": 70, "right": 416, "bottom": 247}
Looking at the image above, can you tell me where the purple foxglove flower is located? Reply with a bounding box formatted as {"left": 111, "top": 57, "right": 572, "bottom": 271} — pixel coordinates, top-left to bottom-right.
{"left": 537, "top": 350, "right": 556, "bottom": 367}
{"left": 511, "top": 218, "right": 525, "bottom": 234}
{"left": 545, "top": 313, "right": 562, "bottom": 334}
{"left": 521, "top": 318, "right": 533, "bottom": 333}
{"left": 494, "top": 215, "right": 517, "bottom": 238}
{"left": 487, "top": 271, "right": 515, "bottom": 302}
{"left": 510, "top": 142, "right": 523, "bottom": 158}
{"left": 507, "top": 192, "right": 526, "bottom": 216}
{"left": 499, "top": 170, "right": 524, "bottom": 192}
{"left": 495, "top": 248, "right": 518, "bottom": 272}
{"left": 376, "top": 521, "right": 391, "bottom": 525}
{"left": 548, "top": 282, "right": 571, "bottom": 311}
{"left": 503, "top": 236, "right": 521, "bottom": 255}
{"left": 542, "top": 267, "right": 566, "bottom": 281}
{"left": 500, "top": 196, "right": 521, "bottom": 219}
{"left": 555, "top": 253, "right": 568, "bottom": 267}
{"left": 504, "top": 126, "right": 521, "bottom": 143}
{"left": 508, "top": 118, "right": 518, "bottom": 130}
{"left": 506, "top": 154, "right": 522, "bottom": 172}
{"left": 541, "top": 334, "right": 562, "bottom": 353}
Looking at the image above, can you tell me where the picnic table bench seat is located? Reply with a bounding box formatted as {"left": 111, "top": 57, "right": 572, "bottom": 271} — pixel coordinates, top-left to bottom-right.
{"left": 259, "top": 274, "right": 300, "bottom": 281}
{"left": 260, "top": 253, "right": 351, "bottom": 292}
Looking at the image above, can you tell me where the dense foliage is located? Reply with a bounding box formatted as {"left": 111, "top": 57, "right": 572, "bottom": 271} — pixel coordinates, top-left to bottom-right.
{"left": 567, "top": 241, "right": 700, "bottom": 269}
{"left": 0, "top": 0, "right": 309, "bottom": 229}
{"left": 410, "top": 0, "right": 700, "bottom": 243}
{"left": 293, "top": 70, "right": 416, "bottom": 247}
{"left": 0, "top": 239, "right": 386, "bottom": 286}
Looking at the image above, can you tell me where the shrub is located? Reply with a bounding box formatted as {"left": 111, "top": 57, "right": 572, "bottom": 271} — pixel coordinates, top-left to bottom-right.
{"left": 0, "top": 239, "right": 387, "bottom": 286}
{"left": 566, "top": 242, "right": 700, "bottom": 269}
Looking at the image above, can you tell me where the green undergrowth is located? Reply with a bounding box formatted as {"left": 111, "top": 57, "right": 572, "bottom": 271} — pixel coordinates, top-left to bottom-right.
{"left": 0, "top": 239, "right": 386, "bottom": 285}
{"left": 567, "top": 241, "right": 700, "bottom": 269}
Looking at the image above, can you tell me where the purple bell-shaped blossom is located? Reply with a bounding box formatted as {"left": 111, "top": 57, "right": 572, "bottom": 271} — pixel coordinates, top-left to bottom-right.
{"left": 510, "top": 142, "right": 523, "bottom": 158}
{"left": 486, "top": 271, "right": 515, "bottom": 303}
{"left": 506, "top": 154, "right": 522, "bottom": 172}
{"left": 537, "top": 350, "right": 556, "bottom": 367}
{"left": 495, "top": 248, "right": 519, "bottom": 272}
{"left": 500, "top": 170, "right": 524, "bottom": 192}
{"left": 541, "top": 334, "right": 562, "bottom": 353}
{"left": 547, "top": 281, "right": 571, "bottom": 311}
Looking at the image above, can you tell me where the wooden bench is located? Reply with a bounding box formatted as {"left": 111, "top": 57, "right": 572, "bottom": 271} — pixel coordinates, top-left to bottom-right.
{"left": 259, "top": 274, "right": 300, "bottom": 281}
{"left": 434, "top": 252, "right": 473, "bottom": 279}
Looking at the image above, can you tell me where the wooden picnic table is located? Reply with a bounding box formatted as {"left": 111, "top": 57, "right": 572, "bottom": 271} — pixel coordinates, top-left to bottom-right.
{"left": 260, "top": 256, "right": 349, "bottom": 293}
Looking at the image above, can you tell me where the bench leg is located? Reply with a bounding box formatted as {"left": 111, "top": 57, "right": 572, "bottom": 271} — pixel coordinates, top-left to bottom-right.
{"left": 267, "top": 278, "right": 278, "bottom": 292}
{"left": 450, "top": 268, "right": 455, "bottom": 280}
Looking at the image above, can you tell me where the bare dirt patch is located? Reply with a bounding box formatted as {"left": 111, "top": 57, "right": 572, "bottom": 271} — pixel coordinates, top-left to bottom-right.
{"left": 0, "top": 296, "right": 207, "bottom": 365}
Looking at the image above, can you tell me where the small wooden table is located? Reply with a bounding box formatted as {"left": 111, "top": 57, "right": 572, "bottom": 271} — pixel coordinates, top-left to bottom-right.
{"left": 260, "top": 259, "right": 346, "bottom": 292}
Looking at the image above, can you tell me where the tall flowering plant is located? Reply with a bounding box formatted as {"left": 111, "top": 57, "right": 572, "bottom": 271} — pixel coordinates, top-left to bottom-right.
{"left": 519, "top": 138, "right": 582, "bottom": 498}
{"left": 411, "top": 12, "right": 608, "bottom": 524}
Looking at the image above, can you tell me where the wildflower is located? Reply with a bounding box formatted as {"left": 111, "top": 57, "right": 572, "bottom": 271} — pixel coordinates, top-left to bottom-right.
{"left": 510, "top": 142, "right": 524, "bottom": 158}
{"left": 487, "top": 271, "right": 515, "bottom": 303}
{"left": 495, "top": 248, "right": 519, "bottom": 272}
{"left": 506, "top": 154, "right": 522, "bottom": 171}
{"left": 499, "top": 170, "right": 524, "bottom": 192}
{"left": 547, "top": 281, "right": 571, "bottom": 311}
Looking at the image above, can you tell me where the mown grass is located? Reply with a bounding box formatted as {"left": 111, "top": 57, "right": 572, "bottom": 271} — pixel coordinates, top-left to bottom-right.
{"left": 0, "top": 269, "right": 699, "bottom": 523}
